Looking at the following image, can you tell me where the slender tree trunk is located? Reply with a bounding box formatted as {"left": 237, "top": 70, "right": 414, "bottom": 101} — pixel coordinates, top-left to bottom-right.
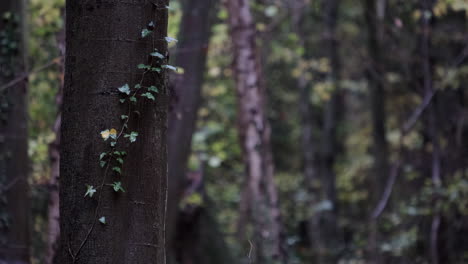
{"left": 0, "top": 0, "right": 30, "bottom": 263}
{"left": 364, "top": 0, "right": 389, "bottom": 261}
{"left": 291, "top": 1, "right": 324, "bottom": 261}
{"left": 167, "top": 0, "right": 216, "bottom": 250}
{"left": 46, "top": 22, "right": 65, "bottom": 264}
{"left": 226, "top": 0, "right": 284, "bottom": 262}
{"left": 318, "top": 0, "right": 342, "bottom": 261}
{"left": 421, "top": 1, "right": 441, "bottom": 263}
{"left": 56, "top": 1, "right": 168, "bottom": 263}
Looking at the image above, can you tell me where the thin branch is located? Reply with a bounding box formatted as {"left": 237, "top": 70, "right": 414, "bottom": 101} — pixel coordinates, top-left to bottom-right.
{"left": 0, "top": 57, "right": 62, "bottom": 93}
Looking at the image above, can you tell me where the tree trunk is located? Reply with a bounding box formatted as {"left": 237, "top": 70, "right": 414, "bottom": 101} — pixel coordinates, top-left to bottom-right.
{"left": 420, "top": 1, "right": 441, "bottom": 263}
{"left": 46, "top": 22, "right": 65, "bottom": 264}
{"left": 55, "top": 1, "right": 168, "bottom": 263}
{"left": 364, "top": 0, "right": 389, "bottom": 261}
{"left": 319, "top": 0, "right": 342, "bottom": 261}
{"left": 167, "top": 0, "right": 216, "bottom": 250}
{"left": 0, "top": 0, "right": 30, "bottom": 263}
{"left": 226, "top": 0, "right": 284, "bottom": 262}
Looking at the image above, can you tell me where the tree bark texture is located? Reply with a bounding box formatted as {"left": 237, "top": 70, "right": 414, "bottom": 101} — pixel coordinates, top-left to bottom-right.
{"left": 166, "top": 0, "right": 216, "bottom": 250}
{"left": 226, "top": 0, "right": 284, "bottom": 262}
{"left": 56, "top": 1, "right": 168, "bottom": 263}
{"left": 0, "top": 0, "right": 30, "bottom": 263}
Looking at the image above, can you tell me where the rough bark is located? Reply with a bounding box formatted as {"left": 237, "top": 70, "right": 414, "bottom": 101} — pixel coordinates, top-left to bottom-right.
{"left": 46, "top": 23, "right": 65, "bottom": 264}
{"left": 226, "top": 0, "right": 284, "bottom": 262}
{"left": 166, "top": 0, "right": 216, "bottom": 249}
{"left": 55, "top": 1, "right": 168, "bottom": 263}
{"left": 0, "top": 0, "right": 30, "bottom": 263}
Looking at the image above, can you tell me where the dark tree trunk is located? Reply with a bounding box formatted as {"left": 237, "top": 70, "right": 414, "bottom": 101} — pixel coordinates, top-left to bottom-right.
{"left": 56, "top": 1, "right": 168, "bottom": 263}
{"left": 318, "top": 0, "right": 342, "bottom": 261}
{"left": 364, "top": 0, "right": 389, "bottom": 261}
{"left": 227, "top": 0, "right": 284, "bottom": 262}
{"left": 0, "top": 0, "right": 30, "bottom": 263}
{"left": 420, "top": 1, "right": 441, "bottom": 263}
{"left": 167, "top": 0, "right": 216, "bottom": 250}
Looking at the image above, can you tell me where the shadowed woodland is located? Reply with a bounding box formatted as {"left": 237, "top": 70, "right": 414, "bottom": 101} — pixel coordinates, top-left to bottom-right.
{"left": 1, "top": 0, "right": 468, "bottom": 263}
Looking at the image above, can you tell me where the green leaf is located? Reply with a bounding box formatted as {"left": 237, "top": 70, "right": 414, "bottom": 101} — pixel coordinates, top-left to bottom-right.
{"left": 165, "top": 36, "right": 178, "bottom": 43}
{"left": 124, "top": 131, "right": 139, "bottom": 143}
{"left": 100, "top": 160, "right": 106, "bottom": 168}
{"left": 150, "top": 51, "right": 165, "bottom": 59}
{"left": 121, "top": 115, "right": 128, "bottom": 120}
{"left": 141, "top": 28, "right": 152, "bottom": 38}
{"left": 162, "top": 65, "right": 177, "bottom": 71}
{"left": 130, "top": 96, "right": 137, "bottom": 103}
{"left": 120, "top": 99, "right": 126, "bottom": 104}
{"left": 148, "top": 86, "right": 159, "bottom": 93}
{"left": 85, "top": 185, "right": 97, "bottom": 198}
{"left": 141, "top": 92, "right": 155, "bottom": 101}
{"left": 98, "top": 217, "right": 106, "bottom": 225}
{"left": 117, "top": 158, "right": 124, "bottom": 165}
{"left": 137, "top": 64, "right": 150, "bottom": 70}
{"left": 118, "top": 84, "right": 131, "bottom": 95}
{"left": 112, "top": 167, "right": 122, "bottom": 174}
{"left": 99, "top": 152, "right": 107, "bottom": 160}
{"left": 151, "top": 67, "right": 161, "bottom": 73}
{"left": 111, "top": 181, "right": 126, "bottom": 193}
{"left": 120, "top": 151, "right": 127, "bottom": 156}
{"left": 134, "top": 84, "right": 141, "bottom": 89}
{"left": 148, "top": 21, "right": 155, "bottom": 28}
{"left": 110, "top": 141, "right": 117, "bottom": 147}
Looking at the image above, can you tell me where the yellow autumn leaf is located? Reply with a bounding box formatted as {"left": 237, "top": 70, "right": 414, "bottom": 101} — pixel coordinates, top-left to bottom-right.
{"left": 109, "top": 128, "right": 117, "bottom": 139}
{"left": 101, "top": 128, "right": 117, "bottom": 141}
{"left": 101, "top": 130, "right": 110, "bottom": 140}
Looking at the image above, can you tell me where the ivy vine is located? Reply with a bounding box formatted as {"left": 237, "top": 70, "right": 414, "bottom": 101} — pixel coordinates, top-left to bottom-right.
{"left": 68, "top": 9, "right": 178, "bottom": 262}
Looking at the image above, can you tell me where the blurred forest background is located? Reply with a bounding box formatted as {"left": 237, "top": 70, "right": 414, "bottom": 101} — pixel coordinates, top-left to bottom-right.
{"left": 2, "top": 0, "right": 468, "bottom": 263}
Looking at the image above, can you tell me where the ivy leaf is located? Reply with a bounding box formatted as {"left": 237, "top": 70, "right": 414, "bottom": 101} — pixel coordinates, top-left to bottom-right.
{"left": 162, "top": 65, "right": 177, "bottom": 71}
{"left": 111, "top": 182, "right": 126, "bottom": 193}
{"left": 98, "top": 217, "right": 106, "bottom": 225}
{"left": 134, "top": 84, "right": 141, "bottom": 89}
{"left": 121, "top": 115, "right": 128, "bottom": 120}
{"left": 118, "top": 84, "right": 131, "bottom": 95}
{"left": 99, "top": 152, "right": 107, "bottom": 160}
{"left": 141, "top": 92, "right": 155, "bottom": 101}
{"left": 100, "top": 160, "right": 107, "bottom": 168}
{"left": 151, "top": 67, "right": 161, "bottom": 73}
{"left": 120, "top": 99, "right": 126, "bottom": 104}
{"left": 117, "top": 158, "right": 124, "bottom": 165}
{"left": 137, "top": 64, "right": 151, "bottom": 70}
{"left": 110, "top": 141, "right": 117, "bottom": 147}
{"left": 124, "top": 131, "right": 138, "bottom": 143}
{"left": 112, "top": 167, "right": 122, "bottom": 174}
{"left": 100, "top": 129, "right": 117, "bottom": 141}
{"left": 130, "top": 96, "right": 137, "bottom": 103}
{"left": 141, "top": 28, "right": 152, "bottom": 38}
{"left": 148, "top": 86, "right": 159, "bottom": 93}
{"left": 165, "top": 36, "right": 178, "bottom": 43}
{"left": 150, "top": 51, "right": 165, "bottom": 59}
{"left": 85, "top": 185, "right": 97, "bottom": 198}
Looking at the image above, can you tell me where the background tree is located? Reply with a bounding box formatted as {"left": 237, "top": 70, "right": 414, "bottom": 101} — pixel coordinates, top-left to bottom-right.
{"left": 227, "top": 0, "right": 284, "bottom": 262}
{"left": 55, "top": 1, "right": 168, "bottom": 263}
{"left": 0, "top": 0, "right": 30, "bottom": 263}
